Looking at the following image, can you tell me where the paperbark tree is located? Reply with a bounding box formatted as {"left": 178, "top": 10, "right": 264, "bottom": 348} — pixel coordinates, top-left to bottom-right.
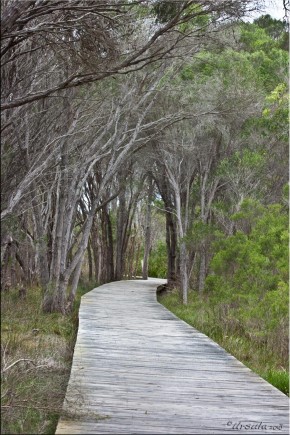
{"left": 142, "top": 177, "right": 154, "bottom": 280}
{"left": 115, "top": 164, "right": 147, "bottom": 281}
{"left": 1, "top": 0, "right": 264, "bottom": 110}
{"left": 42, "top": 73, "right": 162, "bottom": 311}
{"left": 151, "top": 168, "right": 177, "bottom": 290}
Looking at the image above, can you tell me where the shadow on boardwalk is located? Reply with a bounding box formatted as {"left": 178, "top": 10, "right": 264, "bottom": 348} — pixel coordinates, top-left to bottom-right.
{"left": 56, "top": 279, "right": 289, "bottom": 434}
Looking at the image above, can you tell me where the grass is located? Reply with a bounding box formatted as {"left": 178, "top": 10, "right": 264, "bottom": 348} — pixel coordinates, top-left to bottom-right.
{"left": 1, "top": 280, "right": 95, "bottom": 434}
{"left": 158, "top": 289, "right": 289, "bottom": 396}
{"left": 261, "top": 370, "right": 289, "bottom": 396}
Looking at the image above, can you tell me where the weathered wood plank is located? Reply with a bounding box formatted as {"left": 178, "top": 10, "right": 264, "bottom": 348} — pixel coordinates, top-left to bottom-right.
{"left": 56, "top": 279, "right": 289, "bottom": 434}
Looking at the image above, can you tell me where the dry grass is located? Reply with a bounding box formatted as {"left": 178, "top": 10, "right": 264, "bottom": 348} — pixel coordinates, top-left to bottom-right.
{"left": 1, "top": 286, "right": 83, "bottom": 434}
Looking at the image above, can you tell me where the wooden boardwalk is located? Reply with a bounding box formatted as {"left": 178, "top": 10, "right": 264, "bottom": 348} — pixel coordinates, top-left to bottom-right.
{"left": 56, "top": 279, "right": 289, "bottom": 434}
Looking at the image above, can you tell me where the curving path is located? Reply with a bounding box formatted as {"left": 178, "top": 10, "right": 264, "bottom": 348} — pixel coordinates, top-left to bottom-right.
{"left": 56, "top": 279, "right": 289, "bottom": 434}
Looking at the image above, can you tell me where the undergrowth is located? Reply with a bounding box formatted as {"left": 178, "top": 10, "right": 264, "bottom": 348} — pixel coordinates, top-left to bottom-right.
{"left": 158, "top": 289, "right": 289, "bottom": 396}
{"left": 1, "top": 280, "right": 95, "bottom": 434}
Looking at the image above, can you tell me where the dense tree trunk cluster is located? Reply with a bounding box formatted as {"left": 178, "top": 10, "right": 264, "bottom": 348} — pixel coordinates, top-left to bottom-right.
{"left": 1, "top": 0, "right": 288, "bottom": 312}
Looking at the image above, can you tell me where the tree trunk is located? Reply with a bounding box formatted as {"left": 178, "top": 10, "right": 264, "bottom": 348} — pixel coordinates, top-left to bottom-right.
{"left": 92, "top": 222, "right": 100, "bottom": 284}
{"left": 198, "top": 243, "right": 206, "bottom": 293}
{"left": 42, "top": 279, "right": 66, "bottom": 313}
{"left": 43, "top": 193, "right": 97, "bottom": 312}
{"left": 166, "top": 211, "right": 177, "bottom": 288}
{"left": 87, "top": 240, "right": 93, "bottom": 282}
{"left": 127, "top": 236, "right": 135, "bottom": 278}
{"left": 115, "top": 188, "right": 126, "bottom": 280}
{"left": 105, "top": 209, "right": 114, "bottom": 282}
{"left": 67, "top": 258, "right": 84, "bottom": 310}
{"left": 31, "top": 191, "right": 49, "bottom": 293}
{"left": 142, "top": 179, "right": 154, "bottom": 279}
{"left": 134, "top": 240, "right": 141, "bottom": 278}
{"left": 180, "top": 241, "right": 188, "bottom": 305}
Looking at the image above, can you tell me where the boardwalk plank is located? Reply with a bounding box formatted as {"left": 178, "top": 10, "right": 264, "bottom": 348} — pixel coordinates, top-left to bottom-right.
{"left": 56, "top": 279, "right": 289, "bottom": 434}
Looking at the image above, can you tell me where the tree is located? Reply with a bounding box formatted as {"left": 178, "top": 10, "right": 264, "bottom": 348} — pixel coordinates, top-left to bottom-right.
{"left": 142, "top": 177, "right": 154, "bottom": 280}
{"left": 2, "top": 0, "right": 271, "bottom": 313}
{"left": 254, "top": 14, "right": 288, "bottom": 41}
{"left": 1, "top": 0, "right": 263, "bottom": 111}
{"left": 205, "top": 199, "right": 288, "bottom": 361}
{"left": 154, "top": 122, "right": 199, "bottom": 304}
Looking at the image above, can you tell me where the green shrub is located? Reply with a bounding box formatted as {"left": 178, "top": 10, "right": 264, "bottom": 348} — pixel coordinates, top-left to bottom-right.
{"left": 148, "top": 241, "right": 167, "bottom": 278}
{"left": 262, "top": 370, "right": 289, "bottom": 396}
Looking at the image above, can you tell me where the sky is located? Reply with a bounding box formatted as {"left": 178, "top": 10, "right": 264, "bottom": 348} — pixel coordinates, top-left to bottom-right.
{"left": 247, "top": 0, "right": 287, "bottom": 21}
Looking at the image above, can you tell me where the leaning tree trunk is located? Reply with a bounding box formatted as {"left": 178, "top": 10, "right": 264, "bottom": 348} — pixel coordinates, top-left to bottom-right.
{"left": 30, "top": 189, "right": 50, "bottom": 295}
{"left": 67, "top": 257, "right": 84, "bottom": 311}
{"left": 87, "top": 240, "right": 93, "bottom": 282}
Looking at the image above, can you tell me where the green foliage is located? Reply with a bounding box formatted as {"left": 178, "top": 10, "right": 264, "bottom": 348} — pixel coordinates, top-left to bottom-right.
{"left": 261, "top": 83, "right": 289, "bottom": 141}
{"left": 180, "top": 20, "right": 288, "bottom": 95}
{"left": 204, "top": 199, "right": 288, "bottom": 365}
{"left": 254, "top": 14, "right": 289, "bottom": 50}
{"left": 178, "top": 4, "right": 210, "bottom": 33}
{"left": 148, "top": 241, "right": 167, "bottom": 278}
{"left": 218, "top": 149, "right": 265, "bottom": 175}
{"left": 240, "top": 23, "right": 278, "bottom": 52}
{"left": 180, "top": 49, "right": 258, "bottom": 87}
{"left": 153, "top": 1, "right": 182, "bottom": 23}
{"left": 217, "top": 150, "right": 266, "bottom": 198}
{"left": 239, "top": 22, "right": 288, "bottom": 90}
{"left": 262, "top": 370, "right": 289, "bottom": 396}
{"left": 208, "top": 201, "right": 288, "bottom": 292}
{"left": 247, "top": 48, "right": 288, "bottom": 91}
{"left": 186, "top": 220, "right": 217, "bottom": 244}
{"left": 153, "top": 1, "right": 209, "bottom": 29}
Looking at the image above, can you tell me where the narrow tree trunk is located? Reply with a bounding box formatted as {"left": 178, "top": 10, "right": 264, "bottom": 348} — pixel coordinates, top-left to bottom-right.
{"left": 134, "top": 240, "right": 141, "bottom": 278}
{"left": 199, "top": 177, "right": 207, "bottom": 294}
{"left": 67, "top": 258, "right": 84, "bottom": 310}
{"left": 91, "top": 219, "right": 100, "bottom": 283}
{"left": 87, "top": 240, "right": 93, "bottom": 282}
{"left": 180, "top": 241, "right": 188, "bottom": 305}
{"left": 31, "top": 192, "right": 49, "bottom": 293}
{"left": 175, "top": 189, "right": 188, "bottom": 304}
{"left": 105, "top": 210, "right": 114, "bottom": 282}
{"left": 166, "top": 210, "right": 177, "bottom": 288}
{"left": 142, "top": 179, "right": 153, "bottom": 280}
{"left": 198, "top": 244, "right": 206, "bottom": 293}
{"left": 1, "top": 234, "right": 13, "bottom": 265}
{"left": 100, "top": 209, "right": 108, "bottom": 284}
{"left": 128, "top": 236, "right": 135, "bottom": 278}
{"left": 115, "top": 188, "right": 126, "bottom": 280}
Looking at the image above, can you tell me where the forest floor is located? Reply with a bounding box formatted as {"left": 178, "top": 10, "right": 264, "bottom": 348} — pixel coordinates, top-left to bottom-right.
{"left": 0, "top": 282, "right": 93, "bottom": 434}
{"left": 158, "top": 289, "right": 289, "bottom": 397}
